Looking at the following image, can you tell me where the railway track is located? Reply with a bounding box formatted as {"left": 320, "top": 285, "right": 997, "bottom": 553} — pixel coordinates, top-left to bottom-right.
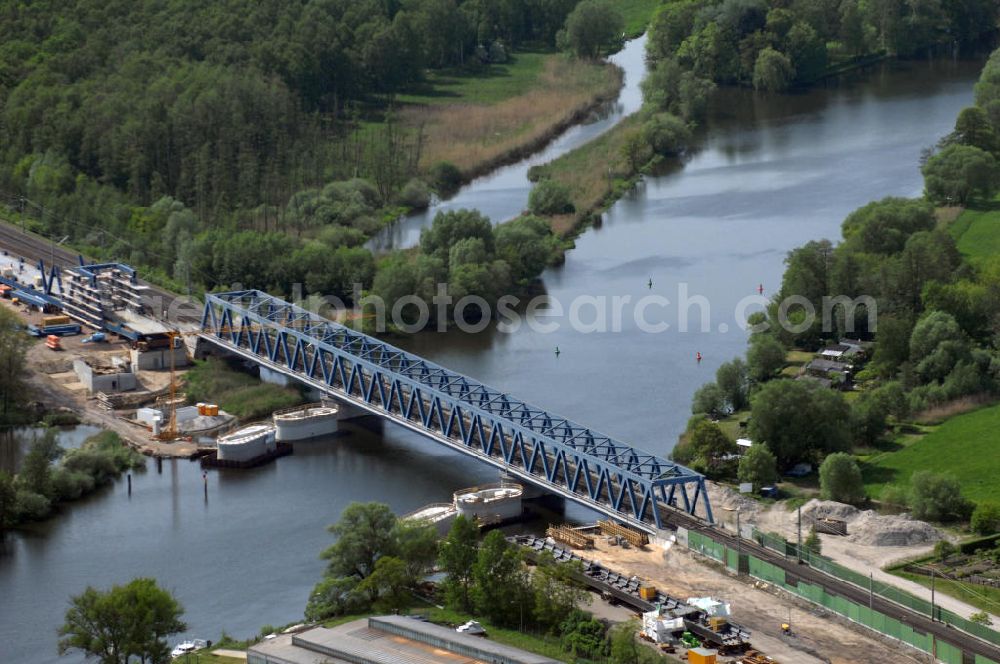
{"left": 0, "top": 220, "right": 201, "bottom": 324}
{"left": 662, "top": 507, "right": 1000, "bottom": 662}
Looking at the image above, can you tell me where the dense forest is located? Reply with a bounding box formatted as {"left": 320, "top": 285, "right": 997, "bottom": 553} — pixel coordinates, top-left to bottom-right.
{"left": 0, "top": 0, "right": 594, "bottom": 298}
{"left": 4, "top": 0, "right": 999, "bottom": 313}
{"left": 647, "top": 0, "right": 999, "bottom": 93}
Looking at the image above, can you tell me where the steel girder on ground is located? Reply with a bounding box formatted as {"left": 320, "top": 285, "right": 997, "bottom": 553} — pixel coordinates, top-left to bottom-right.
{"left": 201, "top": 290, "right": 713, "bottom": 528}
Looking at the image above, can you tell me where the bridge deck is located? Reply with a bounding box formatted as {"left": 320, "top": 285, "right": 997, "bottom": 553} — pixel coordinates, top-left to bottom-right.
{"left": 200, "top": 290, "right": 713, "bottom": 530}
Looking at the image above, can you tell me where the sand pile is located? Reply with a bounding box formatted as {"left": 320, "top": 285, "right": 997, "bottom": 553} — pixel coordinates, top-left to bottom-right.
{"left": 706, "top": 482, "right": 763, "bottom": 519}
{"left": 798, "top": 499, "right": 941, "bottom": 546}
{"left": 847, "top": 512, "right": 942, "bottom": 546}
{"left": 800, "top": 500, "right": 861, "bottom": 522}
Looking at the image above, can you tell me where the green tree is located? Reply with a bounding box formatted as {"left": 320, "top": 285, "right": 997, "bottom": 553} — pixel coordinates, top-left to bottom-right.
{"left": 841, "top": 197, "right": 936, "bottom": 255}
{"left": 688, "top": 420, "right": 737, "bottom": 469}
{"left": 819, "top": 452, "right": 865, "bottom": 505}
{"left": 355, "top": 556, "right": 411, "bottom": 611}
{"left": 0, "top": 470, "right": 16, "bottom": 531}
{"left": 394, "top": 519, "right": 439, "bottom": 584}
{"left": 58, "top": 578, "right": 185, "bottom": 664}
{"left": 621, "top": 129, "right": 651, "bottom": 171}
{"left": 472, "top": 530, "right": 528, "bottom": 627}
{"left": 909, "top": 311, "right": 970, "bottom": 384}
{"left": 909, "top": 471, "right": 974, "bottom": 523}
{"left": 304, "top": 575, "right": 365, "bottom": 622}
{"left": 439, "top": 515, "right": 479, "bottom": 612}
{"left": 372, "top": 256, "right": 418, "bottom": 312}
{"left": 852, "top": 382, "right": 906, "bottom": 446}
{"left": 420, "top": 209, "right": 495, "bottom": 261}
{"left": 320, "top": 502, "right": 398, "bottom": 580}
{"left": 746, "top": 335, "right": 786, "bottom": 383}
{"left": 716, "top": 357, "right": 750, "bottom": 411}
{"left": 642, "top": 113, "right": 691, "bottom": 156}
{"left": 560, "top": 610, "right": 608, "bottom": 658}
{"left": 495, "top": 215, "right": 558, "bottom": 284}
{"left": 531, "top": 555, "right": 590, "bottom": 631}
{"left": 528, "top": 179, "right": 574, "bottom": 215}
{"left": 786, "top": 22, "right": 827, "bottom": 82}
{"left": 608, "top": 619, "right": 641, "bottom": 663}
{"left": 738, "top": 444, "right": 778, "bottom": 490}
{"left": 562, "top": 0, "right": 624, "bottom": 59}
{"left": 804, "top": 526, "right": 822, "bottom": 554}
{"left": 748, "top": 380, "right": 852, "bottom": 467}
{"left": 971, "top": 503, "right": 1000, "bottom": 536}
{"left": 753, "top": 47, "right": 795, "bottom": 91}
{"left": 922, "top": 144, "right": 1000, "bottom": 205}
{"left": 429, "top": 161, "right": 462, "bottom": 196}
{"left": 934, "top": 539, "right": 957, "bottom": 561}
{"left": 18, "top": 429, "right": 61, "bottom": 499}
{"left": 954, "top": 106, "right": 997, "bottom": 152}
{"left": 0, "top": 307, "right": 29, "bottom": 416}
{"left": 691, "top": 382, "right": 726, "bottom": 416}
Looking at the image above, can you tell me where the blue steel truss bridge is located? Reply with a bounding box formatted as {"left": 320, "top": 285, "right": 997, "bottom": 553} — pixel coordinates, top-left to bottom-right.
{"left": 200, "top": 290, "right": 713, "bottom": 533}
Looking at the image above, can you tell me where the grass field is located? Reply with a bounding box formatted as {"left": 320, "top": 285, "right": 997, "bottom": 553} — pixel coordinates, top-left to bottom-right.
{"left": 184, "top": 357, "right": 304, "bottom": 421}
{"left": 425, "top": 608, "right": 579, "bottom": 662}
{"left": 527, "top": 112, "right": 646, "bottom": 235}
{"left": 617, "top": 0, "right": 665, "bottom": 37}
{"left": 890, "top": 567, "right": 1000, "bottom": 616}
{"left": 862, "top": 403, "right": 1000, "bottom": 503}
{"left": 398, "top": 52, "right": 551, "bottom": 106}
{"left": 400, "top": 53, "right": 621, "bottom": 176}
{"left": 949, "top": 204, "right": 1000, "bottom": 261}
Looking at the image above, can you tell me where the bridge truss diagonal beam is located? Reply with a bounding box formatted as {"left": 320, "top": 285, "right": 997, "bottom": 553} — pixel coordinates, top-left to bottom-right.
{"left": 200, "top": 290, "right": 713, "bottom": 530}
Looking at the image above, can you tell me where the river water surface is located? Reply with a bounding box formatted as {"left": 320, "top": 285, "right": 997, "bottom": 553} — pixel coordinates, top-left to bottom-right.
{"left": 0, "top": 55, "right": 983, "bottom": 664}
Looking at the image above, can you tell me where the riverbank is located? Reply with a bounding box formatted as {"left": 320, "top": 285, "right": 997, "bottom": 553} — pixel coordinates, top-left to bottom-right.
{"left": 528, "top": 113, "right": 648, "bottom": 238}
{"left": 400, "top": 51, "right": 623, "bottom": 187}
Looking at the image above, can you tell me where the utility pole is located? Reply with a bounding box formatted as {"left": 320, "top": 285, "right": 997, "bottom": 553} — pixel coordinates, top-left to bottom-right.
{"left": 736, "top": 509, "right": 742, "bottom": 575}
{"left": 797, "top": 506, "right": 802, "bottom": 562}
{"left": 931, "top": 569, "right": 936, "bottom": 622}
{"left": 869, "top": 572, "right": 874, "bottom": 611}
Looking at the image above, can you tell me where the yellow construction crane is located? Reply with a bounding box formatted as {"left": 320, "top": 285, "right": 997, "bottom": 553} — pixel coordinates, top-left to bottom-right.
{"left": 155, "top": 326, "right": 256, "bottom": 441}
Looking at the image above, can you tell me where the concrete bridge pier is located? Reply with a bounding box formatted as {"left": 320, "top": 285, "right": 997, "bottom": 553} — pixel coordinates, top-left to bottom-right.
{"left": 326, "top": 397, "right": 367, "bottom": 420}
{"left": 510, "top": 477, "right": 566, "bottom": 517}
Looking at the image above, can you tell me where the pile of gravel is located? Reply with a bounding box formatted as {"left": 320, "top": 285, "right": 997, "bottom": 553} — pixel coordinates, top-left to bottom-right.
{"left": 799, "top": 499, "right": 941, "bottom": 546}
{"left": 847, "top": 512, "right": 942, "bottom": 546}
{"left": 707, "top": 482, "right": 763, "bottom": 519}
{"left": 800, "top": 500, "right": 862, "bottom": 522}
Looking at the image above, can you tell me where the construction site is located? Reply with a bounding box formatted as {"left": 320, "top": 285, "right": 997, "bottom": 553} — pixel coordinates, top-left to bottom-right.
{"left": 512, "top": 520, "right": 942, "bottom": 664}
{"left": 0, "top": 251, "right": 241, "bottom": 461}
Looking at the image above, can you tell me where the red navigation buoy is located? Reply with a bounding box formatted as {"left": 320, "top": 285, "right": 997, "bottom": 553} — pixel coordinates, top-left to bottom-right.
{"left": 758, "top": 283, "right": 764, "bottom": 295}
{"left": 696, "top": 352, "right": 702, "bottom": 362}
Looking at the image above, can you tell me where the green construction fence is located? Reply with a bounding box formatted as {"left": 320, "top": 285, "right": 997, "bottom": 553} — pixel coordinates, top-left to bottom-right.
{"left": 684, "top": 528, "right": 1000, "bottom": 664}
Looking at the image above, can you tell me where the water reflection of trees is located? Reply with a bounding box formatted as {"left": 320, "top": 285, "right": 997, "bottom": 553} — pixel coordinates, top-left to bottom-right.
{"left": 0, "top": 430, "right": 23, "bottom": 475}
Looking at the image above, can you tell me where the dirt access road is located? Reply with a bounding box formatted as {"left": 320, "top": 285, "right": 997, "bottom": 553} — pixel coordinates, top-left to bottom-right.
{"left": 588, "top": 537, "right": 933, "bottom": 664}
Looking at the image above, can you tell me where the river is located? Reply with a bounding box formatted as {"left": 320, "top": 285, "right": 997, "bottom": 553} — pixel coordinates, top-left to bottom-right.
{"left": 0, "top": 54, "right": 982, "bottom": 663}
{"left": 368, "top": 36, "right": 648, "bottom": 253}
